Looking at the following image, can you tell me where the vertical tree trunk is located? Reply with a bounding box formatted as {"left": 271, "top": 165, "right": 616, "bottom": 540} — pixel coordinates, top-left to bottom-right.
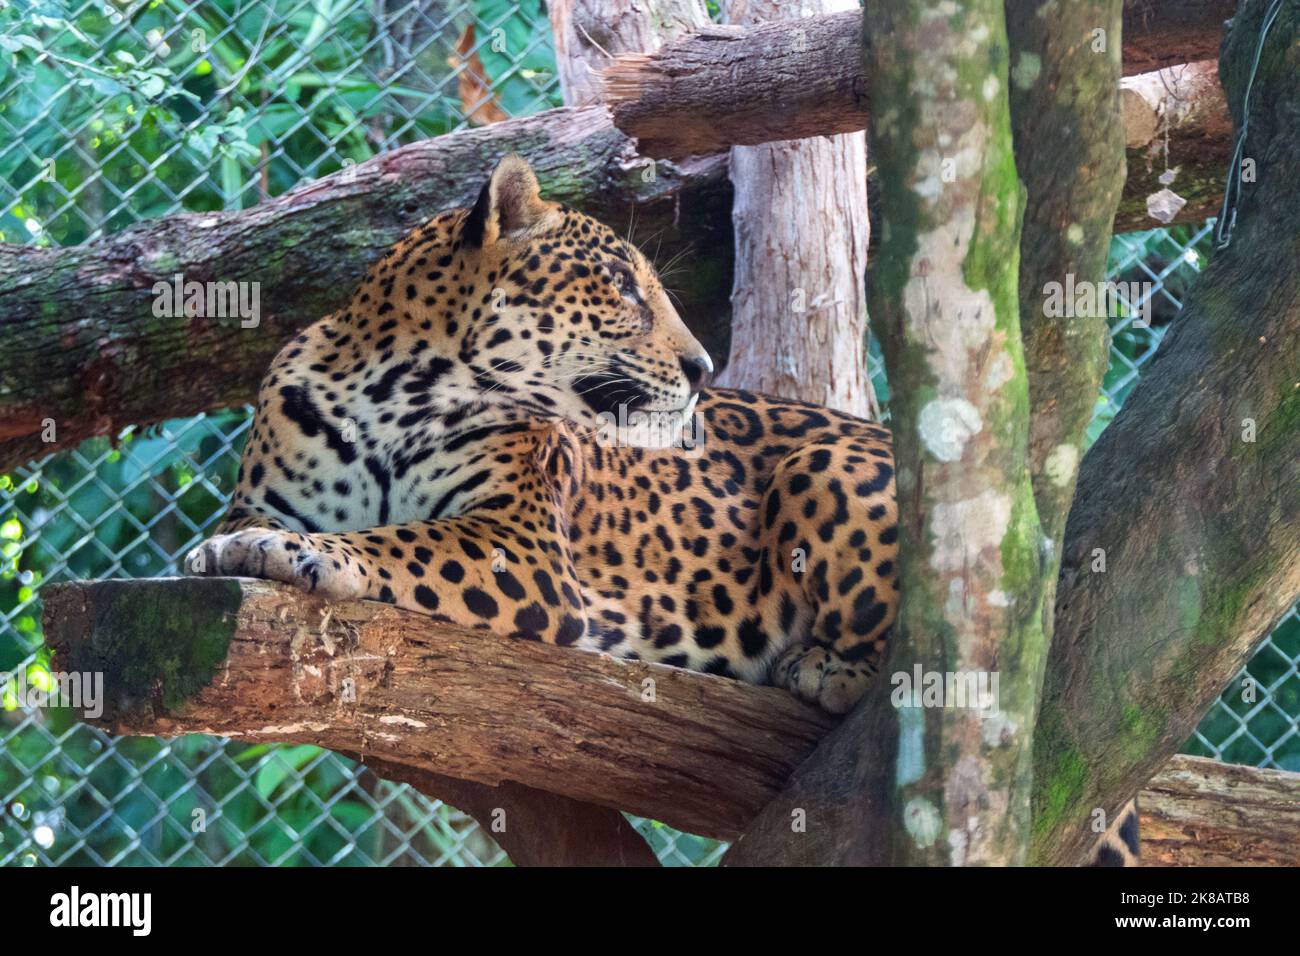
{"left": 862, "top": 0, "right": 1042, "bottom": 866}
{"left": 1031, "top": 0, "right": 1300, "bottom": 864}
{"left": 1006, "top": 0, "right": 1125, "bottom": 551}
{"left": 727, "top": 0, "right": 1042, "bottom": 866}
{"left": 548, "top": 0, "right": 709, "bottom": 106}
{"left": 714, "top": 0, "right": 877, "bottom": 419}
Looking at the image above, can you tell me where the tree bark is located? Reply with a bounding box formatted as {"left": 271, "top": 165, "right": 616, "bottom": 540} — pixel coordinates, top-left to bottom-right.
{"left": 713, "top": 0, "right": 875, "bottom": 419}
{"left": 602, "top": 11, "right": 868, "bottom": 159}
{"left": 736, "top": 0, "right": 1047, "bottom": 867}
{"left": 1030, "top": 0, "right": 1300, "bottom": 865}
{"left": 1138, "top": 756, "right": 1300, "bottom": 867}
{"left": 549, "top": 0, "right": 709, "bottom": 106}
{"left": 602, "top": 9, "right": 1228, "bottom": 232}
{"left": 40, "top": 577, "right": 836, "bottom": 843}
{"left": 1005, "top": 0, "right": 1125, "bottom": 656}
{"left": 0, "top": 107, "right": 734, "bottom": 471}
{"left": 604, "top": 3, "right": 1231, "bottom": 157}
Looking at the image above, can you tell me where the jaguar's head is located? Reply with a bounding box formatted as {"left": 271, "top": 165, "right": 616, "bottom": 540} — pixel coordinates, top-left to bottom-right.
{"left": 447, "top": 154, "right": 713, "bottom": 434}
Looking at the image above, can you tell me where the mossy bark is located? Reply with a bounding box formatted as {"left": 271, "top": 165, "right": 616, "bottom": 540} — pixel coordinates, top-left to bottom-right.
{"left": 1031, "top": 0, "right": 1300, "bottom": 864}
{"left": 1007, "top": 0, "right": 1125, "bottom": 551}
{"left": 728, "top": 0, "right": 1046, "bottom": 867}
{"left": 862, "top": 0, "right": 1046, "bottom": 867}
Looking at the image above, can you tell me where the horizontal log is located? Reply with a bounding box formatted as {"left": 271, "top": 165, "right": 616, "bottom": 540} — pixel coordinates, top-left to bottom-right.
{"left": 604, "top": 4, "right": 1233, "bottom": 153}
{"left": 42, "top": 576, "right": 1299, "bottom": 861}
{"left": 0, "top": 108, "right": 734, "bottom": 472}
{"left": 40, "top": 576, "right": 835, "bottom": 843}
{"left": 605, "top": 9, "right": 1230, "bottom": 231}
{"left": 1140, "top": 755, "right": 1300, "bottom": 866}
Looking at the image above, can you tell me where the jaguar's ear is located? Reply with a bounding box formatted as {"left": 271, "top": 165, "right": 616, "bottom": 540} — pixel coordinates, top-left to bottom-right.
{"left": 462, "top": 154, "right": 559, "bottom": 247}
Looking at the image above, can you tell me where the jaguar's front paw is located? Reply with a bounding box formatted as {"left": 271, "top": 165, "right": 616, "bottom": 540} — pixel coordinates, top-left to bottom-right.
{"left": 185, "top": 530, "right": 365, "bottom": 601}
{"left": 771, "top": 644, "right": 870, "bottom": 715}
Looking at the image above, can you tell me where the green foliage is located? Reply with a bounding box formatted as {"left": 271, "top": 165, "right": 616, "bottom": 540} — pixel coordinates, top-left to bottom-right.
{"left": 0, "top": 0, "right": 562, "bottom": 245}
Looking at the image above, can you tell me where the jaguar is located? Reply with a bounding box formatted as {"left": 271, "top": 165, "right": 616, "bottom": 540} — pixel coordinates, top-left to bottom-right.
{"left": 187, "top": 153, "right": 898, "bottom": 714}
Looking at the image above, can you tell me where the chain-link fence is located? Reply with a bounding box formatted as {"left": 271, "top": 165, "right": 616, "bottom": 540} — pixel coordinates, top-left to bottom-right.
{"left": 2, "top": 2, "right": 1297, "bottom": 867}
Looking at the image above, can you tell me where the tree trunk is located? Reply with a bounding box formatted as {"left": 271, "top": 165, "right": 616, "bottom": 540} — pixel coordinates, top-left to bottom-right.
{"left": 713, "top": 0, "right": 875, "bottom": 419}
{"left": 732, "top": 0, "right": 1046, "bottom": 866}
{"left": 724, "top": 0, "right": 1299, "bottom": 868}
{"left": 1005, "top": 0, "right": 1126, "bottom": 668}
{"left": 1030, "top": 0, "right": 1300, "bottom": 865}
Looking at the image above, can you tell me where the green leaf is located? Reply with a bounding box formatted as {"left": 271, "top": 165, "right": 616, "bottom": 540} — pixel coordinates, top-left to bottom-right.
{"left": 254, "top": 744, "right": 323, "bottom": 799}
{"left": 139, "top": 74, "right": 165, "bottom": 98}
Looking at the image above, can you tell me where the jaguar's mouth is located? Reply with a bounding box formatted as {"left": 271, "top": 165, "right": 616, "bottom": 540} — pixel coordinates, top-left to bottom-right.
{"left": 573, "top": 373, "right": 652, "bottom": 416}
{"left": 637, "top": 392, "right": 700, "bottom": 420}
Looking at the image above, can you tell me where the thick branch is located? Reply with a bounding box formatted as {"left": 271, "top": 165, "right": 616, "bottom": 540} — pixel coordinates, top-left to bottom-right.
{"left": 725, "top": 0, "right": 1297, "bottom": 868}
{"left": 804, "top": 0, "right": 1045, "bottom": 867}
{"left": 1138, "top": 756, "right": 1300, "bottom": 867}
{"left": 40, "top": 577, "right": 835, "bottom": 843}
{"left": 604, "top": 10, "right": 1228, "bottom": 232}
{"left": 0, "top": 108, "right": 734, "bottom": 471}
{"left": 1007, "top": 0, "right": 1124, "bottom": 585}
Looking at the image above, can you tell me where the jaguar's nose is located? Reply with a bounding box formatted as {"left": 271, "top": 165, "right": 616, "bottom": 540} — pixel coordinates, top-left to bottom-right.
{"left": 679, "top": 351, "right": 714, "bottom": 390}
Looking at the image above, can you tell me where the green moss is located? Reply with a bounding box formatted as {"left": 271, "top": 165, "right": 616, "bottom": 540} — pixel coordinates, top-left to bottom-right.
{"left": 1120, "top": 702, "right": 1160, "bottom": 761}
{"left": 70, "top": 578, "right": 242, "bottom": 717}
{"left": 1031, "top": 744, "right": 1088, "bottom": 846}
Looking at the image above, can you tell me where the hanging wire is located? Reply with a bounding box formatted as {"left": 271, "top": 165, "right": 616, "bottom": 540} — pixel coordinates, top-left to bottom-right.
{"left": 1214, "top": 0, "right": 1286, "bottom": 250}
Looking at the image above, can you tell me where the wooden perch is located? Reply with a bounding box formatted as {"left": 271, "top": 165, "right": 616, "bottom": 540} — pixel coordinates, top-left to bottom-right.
{"left": 603, "top": 12, "right": 1230, "bottom": 232}
{"left": 40, "top": 577, "right": 836, "bottom": 843}
{"left": 41, "top": 576, "right": 1300, "bottom": 864}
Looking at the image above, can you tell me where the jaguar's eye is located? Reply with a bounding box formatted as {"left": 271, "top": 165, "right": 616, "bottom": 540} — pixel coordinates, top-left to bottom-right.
{"left": 607, "top": 263, "right": 642, "bottom": 303}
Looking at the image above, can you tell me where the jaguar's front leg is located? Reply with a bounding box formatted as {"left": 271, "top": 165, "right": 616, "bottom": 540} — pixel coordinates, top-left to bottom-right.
{"left": 186, "top": 514, "right": 588, "bottom": 644}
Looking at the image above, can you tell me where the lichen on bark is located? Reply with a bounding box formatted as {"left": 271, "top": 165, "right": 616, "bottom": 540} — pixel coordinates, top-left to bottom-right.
{"left": 866, "top": 0, "right": 1046, "bottom": 865}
